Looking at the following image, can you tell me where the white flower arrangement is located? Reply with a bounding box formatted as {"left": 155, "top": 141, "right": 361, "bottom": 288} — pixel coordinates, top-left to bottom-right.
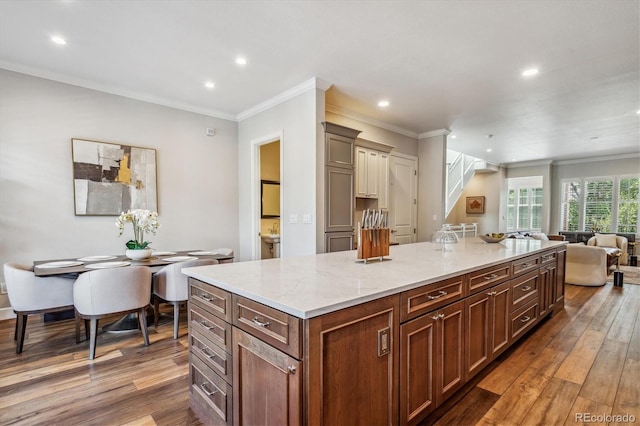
{"left": 116, "top": 209, "right": 159, "bottom": 249}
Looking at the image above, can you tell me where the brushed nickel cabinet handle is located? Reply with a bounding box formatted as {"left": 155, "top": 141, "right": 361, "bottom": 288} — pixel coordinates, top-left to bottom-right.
{"left": 484, "top": 273, "right": 498, "bottom": 280}
{"left": 200, "top": 382, "right": 217, "bottom": 396}
{"left": 252, "top": 316, "right": 270, "bottom": 328}
{"left": 428, "top": 290, "right": 447, "bottom": 300}
{"left": 520, "top": 316, "right": 531, "bottom": 323}
{"left": 199, "top": 294, "right": 213, "bottom": 302}
{"left": 521, "top": 286, "right": 532, "bottom": 291}
{"left": 200, "top": 320, "right": 213, "bottom": 330}
{"left": 201, "top": 347, "right": 220, "bottom": 362}
{"left": 287, "top": 365, "right": 297, "bottom": 374}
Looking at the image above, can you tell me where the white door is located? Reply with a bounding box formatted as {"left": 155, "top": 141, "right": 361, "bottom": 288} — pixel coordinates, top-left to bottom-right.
{"left": 389, "top": 154, "right": 418, "bottom": 244}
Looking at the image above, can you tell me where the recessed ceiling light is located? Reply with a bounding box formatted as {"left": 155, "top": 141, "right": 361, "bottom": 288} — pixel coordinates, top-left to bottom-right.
{"left": 521, "top": 68, "right": 539, "bottom": 77}
{"left": 204, "top": 81, "right": 215, "bottom": 89}
{"left": 378, "top": 100, "right": 390, "bottom": 107}
{"left": 450, "top": 134, "right": 457, "bottom": 139}
{"left": 486, "top": 148, "right": 492, "bottom": 153}
{"left": 512, "top": 158, "right": 517, "bottom": 162}
{"left": 235, "top": 57, "right": 247, "bottom": 66}
{"left": 51, "top": 35, "right": 67, "bottom": 45}
{"left": 636, "top": 109, "right": 640, "bottom": 115}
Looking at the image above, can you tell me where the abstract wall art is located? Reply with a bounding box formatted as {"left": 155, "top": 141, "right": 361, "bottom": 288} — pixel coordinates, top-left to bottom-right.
{"left": 466, "top": 196, "right": 485, "bottom": 214}
{"left": 72, "top": 138, "right": 157, "bottom": 215}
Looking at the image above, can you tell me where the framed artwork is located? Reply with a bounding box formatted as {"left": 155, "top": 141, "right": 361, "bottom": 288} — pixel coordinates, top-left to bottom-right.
{"left": 72, "top": 138, "right": 158, "bottom": 215}
{"left": 466, "top": 196, "right": 485, "bottom": 214}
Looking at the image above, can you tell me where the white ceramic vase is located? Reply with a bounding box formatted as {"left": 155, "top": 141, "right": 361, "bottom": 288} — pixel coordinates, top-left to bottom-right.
{"left": 125, "top": 248, "right": 153, "bottom": 260}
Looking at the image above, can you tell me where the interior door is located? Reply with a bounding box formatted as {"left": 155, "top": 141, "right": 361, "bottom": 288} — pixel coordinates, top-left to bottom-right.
{"left": 389, "top": 154, "right": 418, "bottom": 244}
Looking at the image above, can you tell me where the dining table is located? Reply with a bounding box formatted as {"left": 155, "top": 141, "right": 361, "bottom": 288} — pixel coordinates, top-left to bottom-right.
{"left": 32, "top": 250, "right": 234, "bottom": 331}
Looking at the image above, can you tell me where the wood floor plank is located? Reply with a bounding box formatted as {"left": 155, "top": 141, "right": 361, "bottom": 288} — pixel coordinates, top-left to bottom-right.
{"left": 565, "top": 395, "right": 612, "bottom": 426}
{"left": 554, "top": 329, "right": 606, "bottom": 385}
{"left": 612, "top": 358, "right": 640, "bottom": 422}
{"left": 578, "top": 339, "right": 628, "bottom": 406}
{"left": 522, "top": 377, "right": 581, "bottom": 425}
{"left": 480, "top": 367, "right": 551, "bottom": 425}
{"left": 431, "top": 387, "right": 500, "bottom": 426}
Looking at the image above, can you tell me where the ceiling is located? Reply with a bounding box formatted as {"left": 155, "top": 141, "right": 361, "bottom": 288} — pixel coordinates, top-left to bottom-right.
{"left": 1, "top": 0, "right": 638, "bottom": 165}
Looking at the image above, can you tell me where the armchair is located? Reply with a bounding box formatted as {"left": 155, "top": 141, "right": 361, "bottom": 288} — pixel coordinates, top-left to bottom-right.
{"left": 566, "top": 244, "right": 608, "bottom": 286}
{"left": 587, "top": 234, "right": 628, "bottom": 265}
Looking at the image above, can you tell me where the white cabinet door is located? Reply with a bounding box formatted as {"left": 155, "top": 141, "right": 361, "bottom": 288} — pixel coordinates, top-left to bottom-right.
{"left": 389, "top": 154, "right": 417, "bottom": 244}
{"left": 366, "top": 149, "right": 378, "bottom": 198}
{"left": 355, "top": 147, "right": 369, "bottom": 198}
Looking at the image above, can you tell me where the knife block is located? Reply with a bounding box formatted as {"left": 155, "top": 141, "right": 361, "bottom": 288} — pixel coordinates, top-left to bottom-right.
{"left": 357, "top": 228, "right": 390, "bottom": 262}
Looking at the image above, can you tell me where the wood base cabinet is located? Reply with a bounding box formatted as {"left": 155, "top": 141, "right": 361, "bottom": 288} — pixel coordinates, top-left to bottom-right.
{"left": 400, "top": 299, "right": 465, "bottom": 425}
{"left": 465, "top": 281, "right": 510, "bottom": 381}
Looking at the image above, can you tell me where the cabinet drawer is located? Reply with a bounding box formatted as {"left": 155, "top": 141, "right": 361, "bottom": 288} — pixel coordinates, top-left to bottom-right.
{"left": 400, "top": 275, "right": 466, "bottom": 323}
{"left": 190, "top": 303, "right": 232, "bottom": 354}
{"left": 189, "top": 278, "right": 232, "bottom": 322}
{"left": 190, "top": 353, "right": 232, "bottom": 425}
{"left": 467, "top": 263, "right": 510, "bottom": 295}
{"left": 512, "top": 254, "right": 540, "bottom": 276}
{"left": 510, "top": 301, "right": 538, "bottom": 341}
{"left": 190, "top": 329, "right": 232, "bottom": 384}
{"left": 510, "top": 270, "right": 539, "bottom": 313}
{"left": 233, "top": 295, "right": 302, "bottom": 359}
{"left": 540, "top": 250, "right": 557, "bottom": 265}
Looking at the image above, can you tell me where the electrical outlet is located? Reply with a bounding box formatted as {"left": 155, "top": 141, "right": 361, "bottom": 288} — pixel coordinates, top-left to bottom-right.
{"left": 0, "top": 282, "right": 6, "bottom": 295}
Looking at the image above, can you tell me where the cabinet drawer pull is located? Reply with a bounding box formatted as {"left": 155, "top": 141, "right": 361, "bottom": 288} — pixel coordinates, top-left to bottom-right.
{"left": 520, "top": 316, "right": 531, "bottom": 323}
{"left": 521, "top": 286, "right": 532, "bottom": 292}
{"left": 200, "top": 382, "right": 217, "bottom": 396}
{"left": 521, "top": 262, "right": 533, "bottom": 268}
{"left": 287, "top": 365, "right": 297, "bottom": 374}
{"left": 542, "top": 255, "right": 554, "bottom": 261}
{"left": 427, "top": 290, "right": 447, "bottom": 300}
{"left": 198, "top": 293, "right": 214, "bottom": 302}
{"left": 252, "top": 316, "right": 270, "bottom": 328}
{"left": 486, "top": 291, "right": 497, "bottom": 296}
{"left": 201, "top": 347, "right": 219, "bottom": 361}
{"left": 483, "top": 273, "right": 498, "bottom": 280}
{"left": 200, "top": 320, "right": 213, "bottom": 330}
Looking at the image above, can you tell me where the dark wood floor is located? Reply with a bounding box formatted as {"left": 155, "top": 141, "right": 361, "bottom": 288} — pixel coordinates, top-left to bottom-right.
{"left": 1, "top": 282, "right": 638, "bottom": 425}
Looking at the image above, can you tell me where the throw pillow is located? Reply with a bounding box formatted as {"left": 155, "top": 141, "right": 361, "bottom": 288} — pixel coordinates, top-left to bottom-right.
{"left": 529, "top": 232, "right": 549, "bottom": 241}
{"left": 595, "top": 233, "right": 618, "bottom": 248}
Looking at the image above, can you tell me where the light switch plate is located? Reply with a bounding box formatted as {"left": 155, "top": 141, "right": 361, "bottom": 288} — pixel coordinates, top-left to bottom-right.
{"left": 303, "top": 214, "right": 312, "bottom": 224}
{"left": 290, "top": 214, "right": 298, "bottom": 224}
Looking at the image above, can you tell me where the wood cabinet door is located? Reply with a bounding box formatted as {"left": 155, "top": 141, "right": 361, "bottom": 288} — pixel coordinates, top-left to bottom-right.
{"left": 539, "top": 264, "right": 556, "bottom": 317}
{"left": 465, "top": 291, "right": 490, "bottom": 381}
{"left": 436, "top": 300, "right": 465, "bottom": 405}
{"left": 400, "top": 313, "right": 436, "bottom": 425}
{"left": 232, "top": 327, "right": 301, "bottom": 426}
{"left": 306, "top": 295, "right": 399, "bottom": 426}
{"left": 490, "top": 281, "right": 511, "bottom": 358}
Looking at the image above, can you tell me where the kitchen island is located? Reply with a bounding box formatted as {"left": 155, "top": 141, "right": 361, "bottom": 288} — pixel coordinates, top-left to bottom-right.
{"left": 183, "top": 238, "right": 566, "bottom": 425}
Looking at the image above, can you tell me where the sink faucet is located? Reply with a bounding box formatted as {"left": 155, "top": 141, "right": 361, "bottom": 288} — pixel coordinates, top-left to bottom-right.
{"left": 270, "top": 222, "right": 279, "bottom": 235}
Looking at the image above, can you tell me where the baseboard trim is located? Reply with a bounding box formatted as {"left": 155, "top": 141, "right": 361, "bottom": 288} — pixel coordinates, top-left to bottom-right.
{"left": 0, "top": 307, "right": 16, "bottom": 321}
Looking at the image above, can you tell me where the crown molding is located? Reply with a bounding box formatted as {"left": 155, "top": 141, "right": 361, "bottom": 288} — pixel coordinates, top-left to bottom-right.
{"left": 0, "top": 62, "right": 237, "bottom": 121}
{"left": 418, "top": 128, "right": 451, "bottom": 139}
{"left": 551, "top": 152, "right": 640, "bottom": 166}
{"left": 237, "top": 77, "right": 332, "bottom": 122}
{"left": 325, "top": 104, "right": 419, "bottom": 139}
{"left": 504, "top": 159, "right": 553, "bottom": 168}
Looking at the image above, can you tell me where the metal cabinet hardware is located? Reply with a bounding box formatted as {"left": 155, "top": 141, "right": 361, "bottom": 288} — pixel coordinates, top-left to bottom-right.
{"left": 199, "top": 293, "right": 213, "bottom": 302}
{"left": 200, "top": 382, "right": 217, "bottom": 396}
{"left": 520, "top": 316, "right": 531, "bottom": 323}
{"left": 252, "top": 316, "right": 270, "bottom": 328}
{"left": 427, "top": 290, "right": 447, "bottom": 300}
{"left": 200, "top": 320, "right": 213, "bottom": 330}
{"left": 521, "top": 286, "right": 532, "bottom": 292}
{"left": 288, "top": 365, "right": 297, "bottom": 374}
{"left": 483, "top": 273, "right": 498, "bottom": 280}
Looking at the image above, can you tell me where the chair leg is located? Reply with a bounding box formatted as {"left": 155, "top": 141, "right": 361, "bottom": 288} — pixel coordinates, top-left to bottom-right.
{"left": 85, "top": 319, "right": 90, "bottom": 340}
{"left": 89, "top": 319, "right": 98, "bottom": 360}
{"left": 14, "top": 313, "right": 18, "bottom": 341}
{"left": 154, "top": 295, "right": 160, "bottom": 328}
{"left": 75, "top": 310, "right": 81, "bottom": 343}
{"left": 139, "top": 308, "right": 150, "bottom": 346}
{"left": 16, "top": 314, "right": 27, "bottom": 354}
{"left": 173, "top": 303, "right": 180, "bottom": 339}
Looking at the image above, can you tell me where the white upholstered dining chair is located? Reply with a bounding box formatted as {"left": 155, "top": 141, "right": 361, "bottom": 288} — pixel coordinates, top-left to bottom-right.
{"left": 3, "top": 263, "right": 76, "bottom": 354}
{"left": 73, "top": 266, "right": 152, "bottom": 360}
{"left": 153, "top": 258, "right": 218, "bottom": 338}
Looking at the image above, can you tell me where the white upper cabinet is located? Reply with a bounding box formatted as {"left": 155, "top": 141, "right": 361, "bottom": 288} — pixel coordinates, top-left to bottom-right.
{"left": 355, "top": 143, "right": 391, "bottom": 207}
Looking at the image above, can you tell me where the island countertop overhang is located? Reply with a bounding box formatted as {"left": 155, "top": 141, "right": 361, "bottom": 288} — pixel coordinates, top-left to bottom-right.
{"left": 182, "top": 238, "right": 566, "bottom": 319}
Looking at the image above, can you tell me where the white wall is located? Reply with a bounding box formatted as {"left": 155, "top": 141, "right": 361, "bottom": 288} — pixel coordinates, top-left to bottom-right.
{"left": 417, "top": 134, "right": 447, "bottom": 241}
{"left": 448, "top": 169, "right": 506, "bottom": 235}
{"left": 0, "top": 70, "right": 239, "bottom": 310}
{"left": 237, "top": 89, "right": 322, "bottom": 261}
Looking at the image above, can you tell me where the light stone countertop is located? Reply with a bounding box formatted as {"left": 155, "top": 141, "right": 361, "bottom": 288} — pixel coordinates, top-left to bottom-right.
{"left": 182, "top": 238, "right": 566, "bottom": 319}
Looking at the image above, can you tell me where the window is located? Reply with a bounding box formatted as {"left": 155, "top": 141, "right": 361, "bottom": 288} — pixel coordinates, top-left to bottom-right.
{"left": 506, "top": 176, "right": 543, "bottom": 231}
{"left": 559, "top": 175, "right": 639, "bottom": 233}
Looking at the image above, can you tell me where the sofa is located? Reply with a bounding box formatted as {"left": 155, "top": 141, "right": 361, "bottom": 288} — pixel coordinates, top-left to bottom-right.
{"left": 587, "top": 233, "right": 628, "bottom": 265}
{"left": 565, "top": 243, "right": 608, "bottom": 286}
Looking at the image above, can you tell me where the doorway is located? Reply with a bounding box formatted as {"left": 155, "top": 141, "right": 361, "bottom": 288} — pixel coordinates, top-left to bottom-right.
{"left": 253, "top": 136, "right": 282, "bottom": 260}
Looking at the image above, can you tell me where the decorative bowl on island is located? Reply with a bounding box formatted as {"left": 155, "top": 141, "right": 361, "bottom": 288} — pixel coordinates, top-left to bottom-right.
{"left": 478, "top": 233, "right": 507, "bottom": 243}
